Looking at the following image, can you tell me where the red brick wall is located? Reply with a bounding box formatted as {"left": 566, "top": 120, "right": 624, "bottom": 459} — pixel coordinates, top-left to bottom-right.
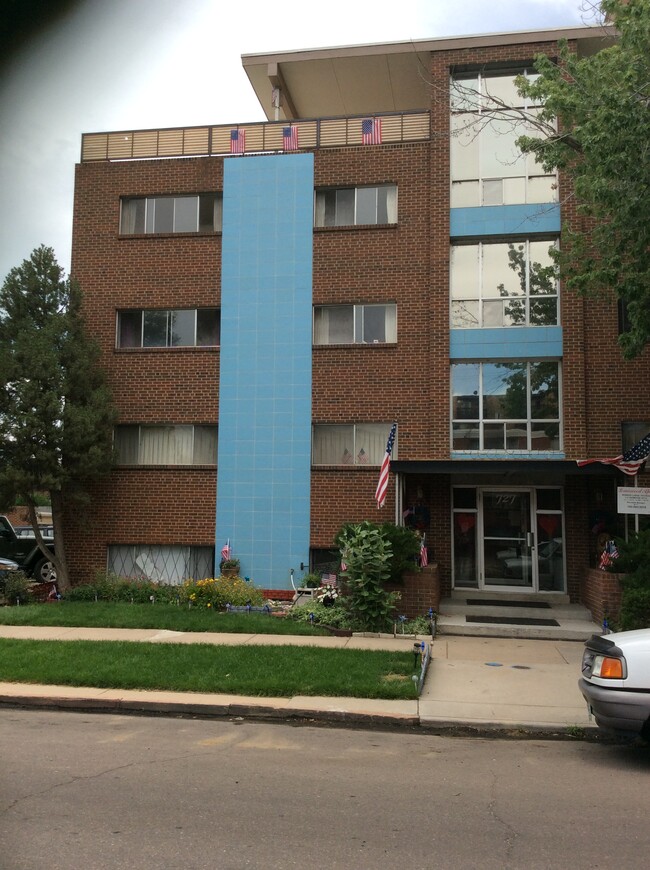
{"left": 580, "top": 568, "right": 623, "bottom": 627}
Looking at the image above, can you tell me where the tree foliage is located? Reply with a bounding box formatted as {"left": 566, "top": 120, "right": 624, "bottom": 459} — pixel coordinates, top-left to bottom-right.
{"left": 0, "top": 246, "right": 116, "bottom": 590}
{"left": 515, "top": 0, "right": 650, "bottom": 357}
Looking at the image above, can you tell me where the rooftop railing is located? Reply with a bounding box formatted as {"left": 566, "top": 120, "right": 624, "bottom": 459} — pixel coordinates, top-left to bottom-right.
{"left": 80, "top": 111, "right": 431, "bottom": 162}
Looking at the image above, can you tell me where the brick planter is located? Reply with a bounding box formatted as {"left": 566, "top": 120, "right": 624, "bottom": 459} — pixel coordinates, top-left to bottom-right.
{"left": 387, "top": 563, "right": 441, "bottom": 619}
{"left": 581, "top": 568, "right": 623, "bottom": 628}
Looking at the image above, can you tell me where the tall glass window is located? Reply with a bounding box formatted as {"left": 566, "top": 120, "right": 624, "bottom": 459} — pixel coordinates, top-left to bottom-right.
{"left": 452, "top": 361, "right": 561, "bottom": 452}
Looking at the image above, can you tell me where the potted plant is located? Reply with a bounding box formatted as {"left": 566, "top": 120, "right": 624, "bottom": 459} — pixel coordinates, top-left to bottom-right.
{"left": 220, "top": 558, "right": 240, "bottom": 577}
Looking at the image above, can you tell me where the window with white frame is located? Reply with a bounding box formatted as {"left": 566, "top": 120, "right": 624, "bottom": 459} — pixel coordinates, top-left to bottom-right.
{"left": 314, "top": 185, "right": 397, "bottom": 227}
{"left": 117, "top": 309, "right": 220, "bottom": 348}
{"left": 313, "top": 304, "right": 397, "bottom": 344}
{"left": 312, "top": 423, "right": 396, "bottom": 466}
{"left": 451, "top": 239, "right": 558, "bottom": 328}
{"left": 120, "top": 194, "right": 222, "bottom": 234}
{"left": 108, "top": 544, "right": 215, "bottom": 585}
{"left": 114, "top": 425, "right": 218, "bottom": 466}
{"left": 450, "top": 69, "right": 556, "bottom": 208}
{"left": 452, "top": 361, "right": 560, "bottom": 452}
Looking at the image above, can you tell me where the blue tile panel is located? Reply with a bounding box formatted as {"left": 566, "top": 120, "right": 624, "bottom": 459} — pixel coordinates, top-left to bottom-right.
{"left": 217, "top": 154, "right": 314, "bottom": 589}
{"left": 450, "top": 327, "right": 563, "bottom": 359}
{"left": 450, "top": 203, "right": 561, "bottom": 238}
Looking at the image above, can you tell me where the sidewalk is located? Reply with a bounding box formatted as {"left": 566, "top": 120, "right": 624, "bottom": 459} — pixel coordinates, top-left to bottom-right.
{"left": 0, "top": 625, "right": 595, "bottom": 736}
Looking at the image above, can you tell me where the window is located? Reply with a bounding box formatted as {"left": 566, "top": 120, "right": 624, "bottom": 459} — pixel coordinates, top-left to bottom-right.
{"left": 451, "top": 240, "right": 558, "bottom": 328}
{"left": 120, "top": 194, "right": 222, "bottom": 234}
{"left": 314, "top": 185, "right": 397, "bottom": 227}
{"left": 117, "top": 309, "right": 220, "bottom": 348}
{"left": 313, "top": 304, "right": 397, "bottom": 344}
{"left": 622, "top": 422, "right": 650, "bottom": 452}
{"left": 108, "top": 545, "right": 215, "bottom": 585}
{"left": 450, "top": 70, "right": 556, "bottom": 207}
{"left": 452, "top": 361, "right": 560, "bottom": 452}
{"left": 114, "top": 425, "right": 218, "bottom": 466}
{"left": 312, "top": 423, "right": 396, "bottom": 465}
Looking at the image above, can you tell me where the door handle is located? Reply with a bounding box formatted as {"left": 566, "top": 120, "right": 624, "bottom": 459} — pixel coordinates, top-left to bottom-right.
{"left": 526, "top": 532, "right": 534, "bottom": 549}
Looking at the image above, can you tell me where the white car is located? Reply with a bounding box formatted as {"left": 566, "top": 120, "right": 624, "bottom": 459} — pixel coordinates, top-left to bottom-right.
{"left": 579, "top": 628, "right": 650, "bottom": 740}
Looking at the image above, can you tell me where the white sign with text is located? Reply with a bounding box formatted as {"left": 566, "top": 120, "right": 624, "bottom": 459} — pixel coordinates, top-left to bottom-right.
{"left": 617, "top": 487, "right": 650, "bottom": 515}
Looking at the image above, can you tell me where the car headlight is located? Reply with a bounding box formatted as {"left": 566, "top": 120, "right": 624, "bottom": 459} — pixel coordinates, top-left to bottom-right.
{"left": 591, "top": 654, "right": 627, "bottom": 679}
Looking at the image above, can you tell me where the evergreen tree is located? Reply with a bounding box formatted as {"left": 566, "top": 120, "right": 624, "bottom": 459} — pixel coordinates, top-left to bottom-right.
{"left": 0, "top": 246, "right": 116, "bottom": 590}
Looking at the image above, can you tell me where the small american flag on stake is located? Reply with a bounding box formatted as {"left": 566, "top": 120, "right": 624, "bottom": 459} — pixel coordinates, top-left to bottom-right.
{"left": 221, "top": 540, "right": 231, "bottom": 561}
{"left": 283, "top": 125, "right": 298, "bottom": 151}
{"left": 375, "top": 423, "right": 396, "bottom": 509}
{"left": 230, "top": 129, "right": 245, "bottom": 154}
{"left": 420, "top": 536, "right": 428, "bottom": 568}
{"left": 361, "top": 117, "right": 382, "bottom": 145}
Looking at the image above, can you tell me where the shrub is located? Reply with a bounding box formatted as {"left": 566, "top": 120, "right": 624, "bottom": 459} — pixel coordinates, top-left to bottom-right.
{"left": 618, "top": 587, "right": 650, "bottom": 631}
{"left": 335, "top": 521, "right": 420, "bottom": 584}
{"left": 3, "top": 570, "right": 33, "bottom": 605}
{"left": 609, "top": 531, "right": 650, "bottom": 630}
{"left": 300, "top": 572, "right": 322, "bottom": 589}
{"left": 338, "top": 523, "right": 399, "bottom": 632}
{"left": 290, "top": 602, "right": 360, "bottom": 630}
{"left": 181, "top": 576, "right": 264, "bottom": 610}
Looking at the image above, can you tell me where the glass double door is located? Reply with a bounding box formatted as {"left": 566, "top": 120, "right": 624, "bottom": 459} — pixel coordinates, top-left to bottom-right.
{"left": 453, "top": 486, "right": 566, "bottom": 592}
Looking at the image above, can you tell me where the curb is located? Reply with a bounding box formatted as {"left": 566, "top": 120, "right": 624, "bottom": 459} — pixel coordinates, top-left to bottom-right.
{"left": 0, "top": 690, "right": 601, "bottom": 738}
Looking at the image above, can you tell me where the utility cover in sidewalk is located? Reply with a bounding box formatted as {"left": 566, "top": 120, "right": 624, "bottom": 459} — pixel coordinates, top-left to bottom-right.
{"left": 466, "top": 615, "right": 560, "bottom": 626}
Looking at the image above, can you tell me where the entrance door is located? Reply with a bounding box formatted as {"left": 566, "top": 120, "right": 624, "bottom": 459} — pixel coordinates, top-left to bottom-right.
{"left": 481, "top": 490, "right": 533, "bottom": 589}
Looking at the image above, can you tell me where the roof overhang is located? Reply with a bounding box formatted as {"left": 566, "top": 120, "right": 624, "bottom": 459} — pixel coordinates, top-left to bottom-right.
{"left": 242, "top": 25, "right": 616, "bottom": 121}
{"left": 390, "top": 460, "right": 618, "bottom": 476}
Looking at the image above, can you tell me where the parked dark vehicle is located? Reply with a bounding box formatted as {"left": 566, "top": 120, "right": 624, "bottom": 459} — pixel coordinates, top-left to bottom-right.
{"left": 579, "top": 629, "right": 650, "bottom": 740}
{"left": 0, "top": 516, "right": 55, "bottom": 582}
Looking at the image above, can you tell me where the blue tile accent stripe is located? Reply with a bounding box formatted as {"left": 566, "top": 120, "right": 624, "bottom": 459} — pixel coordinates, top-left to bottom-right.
{"left": 217, "top": 154, "right": 314, "bottom": 589}
{"left": 450, "top": 327, "right": 563, "bottom": 359}
{"left": 450, "top": 203, "right": 560, "bottom": 238}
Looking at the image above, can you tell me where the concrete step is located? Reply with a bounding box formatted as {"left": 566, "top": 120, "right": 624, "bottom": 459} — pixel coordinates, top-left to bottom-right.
{"left": 437, "top": 614, "right": 600, "bottom": 642}
{"left": 449, "top": 589, "right": 570, "bottom": 605}
{"left": 441, "top": 599, "right": 593, "bottom": 622}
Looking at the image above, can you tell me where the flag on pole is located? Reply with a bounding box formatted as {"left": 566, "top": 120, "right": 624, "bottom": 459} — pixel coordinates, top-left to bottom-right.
{"left": 375, "top": 423, "right": 397, "bottom": 508}
{"left": 577, "top": 432, "right": 650, "bottom": 477}
{"left": 361, "top": 117, "right": 382, "bottom": 145}
{"left": 230, "top": 129, "right": 245, "bottom": 154}
{"left": 420, "top": 537, "right": 428, "bottom": 568}
{"left": 599, "top": 540, "right": 619, "bottom": 570}
{"left": 283, "top": 125, "right": 299, "bottom": 151}
{"left": 221, "top": 540, "right": 231, "bottom": 561}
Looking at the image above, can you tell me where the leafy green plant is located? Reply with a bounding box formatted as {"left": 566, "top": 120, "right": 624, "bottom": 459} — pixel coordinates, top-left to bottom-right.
{"left": 2, "top": 570, "right": 32, "bottom": 605}
{"left": 290, "top": 602, "right": 360, "bottom": 630}
{"left": 608, "top": 531, "right": 650, "bottom": 630}
{"left": 335, "top": 521, "right": 420, "bottom": 584}
{"left": 338, "top": 523, "right": 399, "bottom": 632}
{"left": 300, "top": 572, "right": 322, "bottom": 589}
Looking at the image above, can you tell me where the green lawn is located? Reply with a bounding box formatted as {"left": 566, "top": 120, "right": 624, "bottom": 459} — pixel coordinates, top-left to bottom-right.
{"left": 0, "top": 638, "right": 418, "bottom": 700}
{"left": 0, "top": 601, "right": 327, "bottom": 635}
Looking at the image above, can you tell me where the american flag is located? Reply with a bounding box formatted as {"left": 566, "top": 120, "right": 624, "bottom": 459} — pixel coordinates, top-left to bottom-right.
{"left": 599, "top": 540, "right": 619, "bottom": 570}
{"left": 577, "top": 432, "right": 650, "bottom": 477}
{"left": 375, "top": 423, "right": 397, "bottom": 508}
{"left": 362, "top": 117, "right": 382, "bottom": 145}
{"left": 230, "top": 129, "right": 245, "bottom": 154}
{"left": 221, "top": 540, "right": 231, "bottom": 561}
{"left": 283, "top": 125, "right": 298, "bottom": 150}
{"left": 342, "top": 448, "right": 354, "bottom": 464}
{"left": 420, "top": 538, "right": 428, "bottom": 568}
{"left": 357, "top": 448, "right": 369, "bottom": 464}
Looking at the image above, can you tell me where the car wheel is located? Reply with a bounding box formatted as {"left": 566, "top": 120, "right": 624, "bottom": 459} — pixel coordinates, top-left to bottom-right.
{"left": 34, "top": 557, "right": 56, "bottom": 584}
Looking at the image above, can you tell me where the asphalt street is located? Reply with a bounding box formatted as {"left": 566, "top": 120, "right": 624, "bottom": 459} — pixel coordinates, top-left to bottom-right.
{"left": 1, "top": 709, "right": 648, "bottom": 870}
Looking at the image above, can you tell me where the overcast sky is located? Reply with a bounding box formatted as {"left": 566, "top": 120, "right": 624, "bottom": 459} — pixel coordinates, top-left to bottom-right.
{"left": 0, "top": 0, "right": 595, "bottom": 282}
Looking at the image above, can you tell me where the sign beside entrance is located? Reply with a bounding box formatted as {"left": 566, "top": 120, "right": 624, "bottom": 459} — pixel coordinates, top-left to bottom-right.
{"left": 617, "top": 487, "right": 650, "bottom": 515}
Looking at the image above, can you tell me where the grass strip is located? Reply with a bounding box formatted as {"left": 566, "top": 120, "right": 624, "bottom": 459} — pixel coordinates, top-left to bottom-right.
{"left": 0, "top": 602, "right": 327, "bottom": 636}
{"left": 0, "top": 639, "right": 418, "bottom": 700}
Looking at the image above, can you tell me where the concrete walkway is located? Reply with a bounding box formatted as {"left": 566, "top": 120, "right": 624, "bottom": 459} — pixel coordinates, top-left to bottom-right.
{"left": 0, "top": 625, "right": 595, "bottom": 736}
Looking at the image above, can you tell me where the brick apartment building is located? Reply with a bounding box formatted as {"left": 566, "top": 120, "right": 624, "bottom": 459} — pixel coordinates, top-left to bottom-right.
{"left": 67, "top": 23, "right": 649, "bottom": 607}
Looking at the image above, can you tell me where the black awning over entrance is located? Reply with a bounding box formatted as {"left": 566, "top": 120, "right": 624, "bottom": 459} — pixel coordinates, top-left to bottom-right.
{"left": 390, "top": 459, "right": 617, "bottom": 476}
